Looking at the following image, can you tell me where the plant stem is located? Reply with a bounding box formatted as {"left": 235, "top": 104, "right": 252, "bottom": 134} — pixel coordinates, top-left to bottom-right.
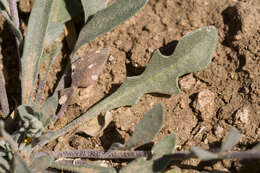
{"left": 47, "top": 149, "right": 152, "bottom": 159}
{"left": 44, "top": 150, "right": 260, "bottom": 160}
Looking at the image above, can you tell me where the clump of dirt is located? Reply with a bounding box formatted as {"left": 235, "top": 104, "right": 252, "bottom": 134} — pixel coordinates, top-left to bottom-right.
{"left": 0, "top": 0, "right": 259, "bottom": 172}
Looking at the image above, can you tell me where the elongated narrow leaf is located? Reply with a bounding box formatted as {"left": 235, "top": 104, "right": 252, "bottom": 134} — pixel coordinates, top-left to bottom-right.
{"left": 36, "top": 26, "right": 218, "bottom": 147}
{"left": 191, "top": 147, "right": 218, "bottom": 161}
{"left": 35, "top": 43, "right": 62, "bottom": 104}
{"left": 80, "top": 0, "right": 107, "bottom": 23}
{"left": 124, "top": 104, "right": 164, "bottom": 149}
{"left": 51, "top": 160, "right": 116, "bottom": 173}
{"left": 45, "top": 22, "right": 64, "bottom": 47}
{"left": 0, "top": 4, "right": 22, "bottom": 43}
{"left": 21, "top": 0, "right": 54, "bottom": 104}
{"left": 0, "top": 0, "right": 10, "bottom": 14}
{"left": 0, "top": 64, "right": 9, "bottom": 115}
{"left": 220, "top": 127, "right": 241, "bottom": 152}
{"left": 12, "top": 153, "right": 32, "bottom": 173}
{"left": 72, "top": 0, "right": 148, "bottom": 59}
{"left": 50, "top": 0, "right": 83, "bottom": 23}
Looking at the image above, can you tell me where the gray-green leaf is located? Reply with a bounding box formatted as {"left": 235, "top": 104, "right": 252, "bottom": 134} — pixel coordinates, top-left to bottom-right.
{"left": 152, "top": 134, "right": 177, "bottom": 172}
{"left": 124, "top": 103, "right": 164, "bottom": 149}
{"left": 36, "top": 26, "right": 218, "bottom": 147}
{"left": 72, "top": 0, "right": 148, "bottom": 59}
{"left": 0, "top": 3, "right": 22, "bottom": 44}
{"left": 220, "top": 127, "right": 241, "bottom": 152}
{"left": 50, "top": 0, "right": 83, "bottom": 23}
{"left": 80, "top": 0, "right": 107, "bottom": 23}
{"left": 29, "top": 152, "right": 53, "bottom": 172}
{"left": 120, "top": 157, "right": 153, "bottom": 173}
{"left": 21, "top": 0, "right": 54, "bottom": 104}
{"left": 12, "top": 153, "right": 32, "bottom": 173}
{"left": 191, "top": 147, "right": 218, "bottom": 161}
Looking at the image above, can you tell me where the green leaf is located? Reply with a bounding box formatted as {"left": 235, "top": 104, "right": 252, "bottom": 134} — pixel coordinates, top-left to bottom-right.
{"left": 35, "top": 43, "right": 62, "bottom": 104}
{"left": 40, "top": 94, "right": 58, "bottom": 127}
{"left": 124, "top": 104, "right": 164, "bottom": 149}
{"left": 29, "top": 152, "right": 53, "bottom": 172}
{"left": 0, "top": 3, "right": 22, "bottom": 44}
{"left": 36, "top": 26, "right": 218, "bottom": 147}
{"left": 50, "top": 160, "right": 116, "bottom": 173}
{"left": 45, "top": 22, "right": 64, "bottom": 47}
{"left": 220, "top": 127, "right": 241, "bottom": 152}
{"left": 17, "top": 105, "right": 44, "bottom": 138}
{"left": 0, "top": 0, "right": 10, "bottom": 14}
{"left": 72, "top": 0, "right": 148, "bottom": 59}
{"left": 80, "top": 0, "right": 107, "bottom": 23}
{"left": 120, "top": 158, "right": 153, "bottom": 173}
{"left": 152, "top": 134, "right": 177, "bottom": 160}
{"left": 21, "top": 0, "right": 54, "bottom": 104}
{"left": 191, "top": 147, "right": 218, "bottom": 161}
{"left": 12, "top": 153, "right": 32, "bottom": 173}
{"left": 152, "top": 134, "right": 177, "bottom": 172}
{"left": 50, "top": 0, "right": 83, "bottom": 23}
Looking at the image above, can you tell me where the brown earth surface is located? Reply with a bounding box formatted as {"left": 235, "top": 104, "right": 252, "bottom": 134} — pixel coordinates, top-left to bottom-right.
{"left": 0, "top": 0, "right": 259, "bottom": 172}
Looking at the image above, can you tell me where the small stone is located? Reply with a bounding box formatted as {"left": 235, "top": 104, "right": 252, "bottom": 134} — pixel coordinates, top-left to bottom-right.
{"left": 193, "top": 89, "right": 215, "bottom": 121}
{"left": 179, "top": 74, "right": 196, "bottom": 91}
{"left": 214, "top": 125, "right": 224, "bottom": 137}
{"left": 235, "top": 107, "right": 250, "bottom": 124}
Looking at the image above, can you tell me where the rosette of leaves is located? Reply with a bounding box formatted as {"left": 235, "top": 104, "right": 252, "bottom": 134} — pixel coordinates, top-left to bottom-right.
{"left": 0, "top": 0, "right": 220, "bottom": 172}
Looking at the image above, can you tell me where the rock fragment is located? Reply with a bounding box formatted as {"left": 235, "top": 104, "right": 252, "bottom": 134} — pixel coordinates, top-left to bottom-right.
{"left": 193, "top": 89, "right": 215, "bottom": 121}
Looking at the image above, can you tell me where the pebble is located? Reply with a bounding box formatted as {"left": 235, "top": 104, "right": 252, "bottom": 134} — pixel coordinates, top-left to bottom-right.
{"left": 179, "top": 74, "right": 196, "bottom": 91}
{"left": 235, "top": 107, "right": 250, "bottom": 124}
{"left": 193, "top": 89, "right": 215, "bottom": 121}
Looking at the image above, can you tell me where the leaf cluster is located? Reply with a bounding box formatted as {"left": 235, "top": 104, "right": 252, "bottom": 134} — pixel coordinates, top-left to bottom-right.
{"left": 0, "top": 0, "right": 258, "bottom": 173}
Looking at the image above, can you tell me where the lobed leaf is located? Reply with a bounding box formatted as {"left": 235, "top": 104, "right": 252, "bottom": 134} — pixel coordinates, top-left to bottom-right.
{"left": 21, "top": 0, "right": 54, "bottom": 104}
{"left": 80, "top": 0, "right": 107, "bottom": 23}
{"left": 220, "top": 127, "right": 241, "bottom": 152}
{"left": 36, "top": 26, "right": 218, "bottom": 147}
{"left": 72, "top": 0, "right": 148, "bottom": 60}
